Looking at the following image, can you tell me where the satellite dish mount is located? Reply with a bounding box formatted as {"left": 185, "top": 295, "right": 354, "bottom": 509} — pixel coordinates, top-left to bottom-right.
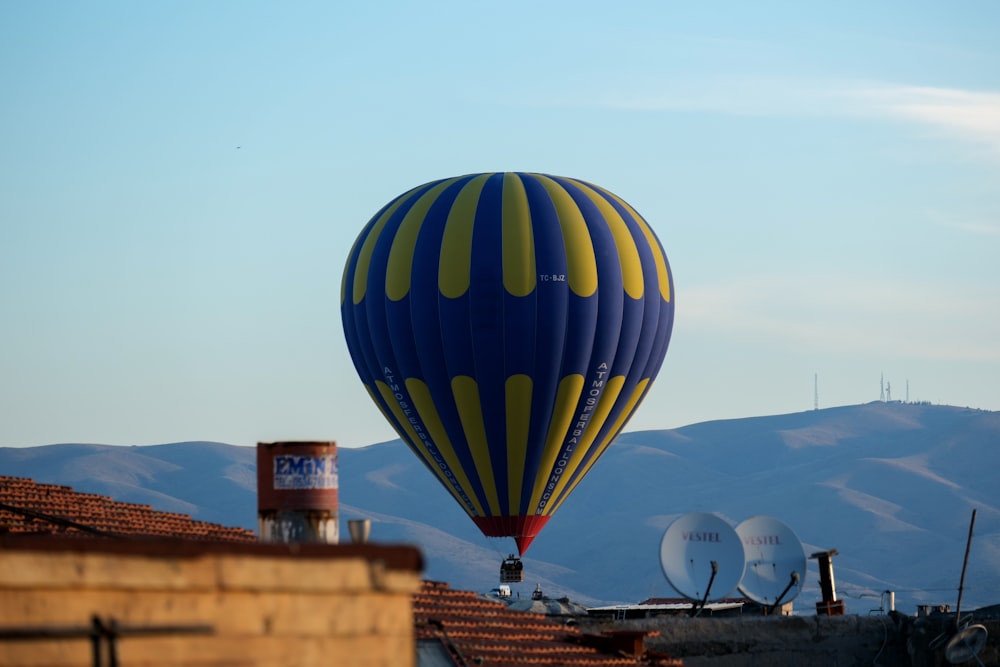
{"left": 690, "top": 560, "right": 719, "bottom": 618}
{"left": 768, "top": 571, "right": 801, "bottom": 615}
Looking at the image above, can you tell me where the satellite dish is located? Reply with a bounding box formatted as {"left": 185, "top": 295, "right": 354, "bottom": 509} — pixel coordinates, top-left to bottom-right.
{"left": 659, "top": 512, "right": 746, "bottom": 604}
{"left": 944, "top": 624, "right": 988, "bottom": 665}
{"left": 736, "top": 516, "right": 807, "bottom": 609}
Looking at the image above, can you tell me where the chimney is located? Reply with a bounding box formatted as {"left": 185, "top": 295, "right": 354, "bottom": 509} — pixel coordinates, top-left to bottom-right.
{"left": 257, "top": 441, "right": 339, "bottom": 544}
{"left": 348, "top": 519, "right": 371, "bottom": 544}
{"left": 810, "top": 549, "right": 845, "bottom": 615}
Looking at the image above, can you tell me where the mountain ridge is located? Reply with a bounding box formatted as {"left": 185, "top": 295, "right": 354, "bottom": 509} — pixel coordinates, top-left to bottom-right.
{"left": 2, "top": 401, "right": 997, "bottom": 613}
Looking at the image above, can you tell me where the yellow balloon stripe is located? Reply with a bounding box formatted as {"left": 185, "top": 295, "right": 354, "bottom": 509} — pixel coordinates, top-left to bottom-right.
{"left": 341, "top": 233, "right": 366, "bottom": 306}
{"left": 505, "top": 374, "right": 533, "bottom": 515}
{"left": 351, "top": 193, "right": 415, "bottom": 305}
{"left": 406, "top": 378, "right": 487, "bottom": 517}
{"left": 602, "top": 189, "right": 671, "bottom": 303}
{"left": 439, "top": 175, "right": 490, "bottom": 299}
{"left": 571, "top": 180, "right": 644, "bottom": 300}
{"left": 502, "top": 173, "right": 536, "bottom": 298}
{"left": 386, "top": 178, "right": 459, "bottom": 302}
{"left": 528, "top": 374, "right": 585, "bottom": 511}
{"left": 547, "top": 378, "right": 651, "bottom": 515}
{"left": 373, "top": 380, "right": 470, "bottom": 513}
{"left": 364, "top": 383, "right": 400, "bottom": 429}
{"left": 535, "top": 176, "right": 597, "bottom": 298}
{"left": 451, "top": 376, "right": 502, "bottom": 515}
{"left": 539, "top": 375, "right": 626, "bottom": 514}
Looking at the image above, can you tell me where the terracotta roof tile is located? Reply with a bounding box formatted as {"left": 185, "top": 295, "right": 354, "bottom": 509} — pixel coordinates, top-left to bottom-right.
{"left": 0, "top": 476, "right": 255, "bottom": 542}
{"left": 413, "top": 581, "right": 681, "bottom": 666}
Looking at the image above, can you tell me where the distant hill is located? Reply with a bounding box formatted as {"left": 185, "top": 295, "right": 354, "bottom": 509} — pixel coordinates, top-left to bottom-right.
{"left": 2, "top": 401, "right": 997, "bottom": 614}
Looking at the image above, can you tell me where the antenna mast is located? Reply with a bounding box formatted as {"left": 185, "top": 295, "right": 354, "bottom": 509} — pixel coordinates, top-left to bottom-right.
{"left": 814, "top": 373, "right": 818, "bottom": 410}
{"left": 880, "top": 374, "right": 886, "bottom": 402}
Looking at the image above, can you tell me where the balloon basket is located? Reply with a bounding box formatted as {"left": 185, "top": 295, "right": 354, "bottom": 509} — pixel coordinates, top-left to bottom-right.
{"left": 500, "top": 555, "right": 524, "bottom": 583}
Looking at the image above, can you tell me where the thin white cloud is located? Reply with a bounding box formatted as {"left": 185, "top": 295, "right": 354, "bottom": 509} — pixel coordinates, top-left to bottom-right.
{"left": 950, "top": 220, "right": 1000, "bottom": 236}
{"left": 848, "top": 85, "right": 1000, "bottom": 160}
{"left": 926, "top": 210, "right": 1000, "bottom": 237}
{"left": 527, "top": 75, "right": 1000, "bottom": 163}
{"left": 591, "top": 76, "right": 849, "bottom": 117}
{"left": 680, "top": 274, "right": 1000, "bottom": 362}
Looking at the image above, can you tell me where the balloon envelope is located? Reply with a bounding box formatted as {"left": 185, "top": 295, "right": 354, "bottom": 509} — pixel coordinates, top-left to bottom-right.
{"left": 341, "top": 172, "right": 674, "bottom": 553}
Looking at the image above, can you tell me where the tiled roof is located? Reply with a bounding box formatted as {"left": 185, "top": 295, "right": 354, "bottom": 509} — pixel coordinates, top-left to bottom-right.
{"left": 1, "top": 476, "right": 681, "bottom": 664}
{"left": 0, "top": 475, "right": 255, "bottom": 542}
{"left": 413, "top": 580, "right": 682, "bottom": 666}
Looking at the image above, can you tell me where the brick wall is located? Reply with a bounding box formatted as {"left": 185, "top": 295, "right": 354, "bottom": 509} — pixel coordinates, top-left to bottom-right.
{"left": 0, "top": 537, "right": 422, "bottom": 667}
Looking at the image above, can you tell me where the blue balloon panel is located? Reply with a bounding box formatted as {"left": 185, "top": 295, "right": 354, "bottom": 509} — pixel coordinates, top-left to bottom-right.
{"left": 341, "top": 172, "right": 674, "bottom": 553}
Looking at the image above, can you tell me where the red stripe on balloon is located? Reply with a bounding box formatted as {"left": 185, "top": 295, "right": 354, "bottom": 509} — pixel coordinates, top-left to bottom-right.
{"left": 473, "top": 515, "right": 551, "bottom": 555}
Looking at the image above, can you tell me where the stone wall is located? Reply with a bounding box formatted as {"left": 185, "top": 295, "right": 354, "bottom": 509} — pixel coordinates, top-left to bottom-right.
{"left": 0, "top": 536, "right": 423, "bottom": 667}
{"left": 579, "top": 611, "right": 1000, "bottom": 666}
{"left": 633, "top": 614, "right": 905, "bottom": 666}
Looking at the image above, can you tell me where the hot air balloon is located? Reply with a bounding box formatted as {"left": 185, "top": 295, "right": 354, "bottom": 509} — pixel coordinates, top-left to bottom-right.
{"left": 341, "top": 172, "right": 674, "bottom": 559}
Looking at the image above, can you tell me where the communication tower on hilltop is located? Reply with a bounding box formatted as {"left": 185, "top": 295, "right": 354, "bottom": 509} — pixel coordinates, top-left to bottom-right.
{"left": 814, "top": 373, "right": 818, "bottom": 410}
{"left": 880, "top": 374, "right": 886, "bottom": 402}
{"left": 886, "top": 381, "right": 892, "bottom": 402}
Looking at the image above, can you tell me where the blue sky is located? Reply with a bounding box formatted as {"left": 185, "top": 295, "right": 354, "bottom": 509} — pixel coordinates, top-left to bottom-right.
{"left": 2, "top": 2, "right": 998, "bottom": 448}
